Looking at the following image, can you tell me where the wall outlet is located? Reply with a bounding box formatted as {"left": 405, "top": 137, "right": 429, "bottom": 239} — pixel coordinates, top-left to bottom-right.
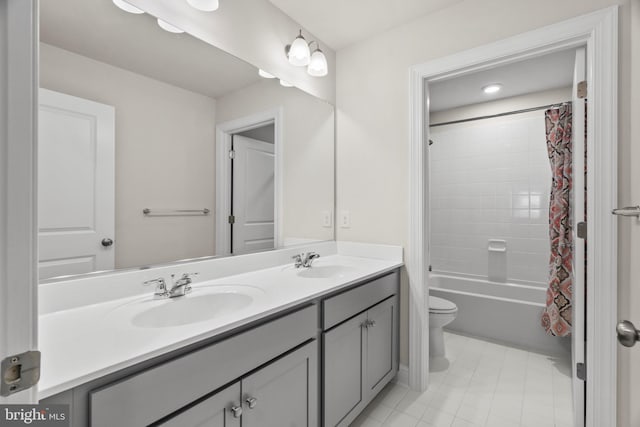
{"left": 340, "top": 210, "right": 351, "bottom": 228}
{"left": 322, "top": 210, "right": 332, "bottom": 228}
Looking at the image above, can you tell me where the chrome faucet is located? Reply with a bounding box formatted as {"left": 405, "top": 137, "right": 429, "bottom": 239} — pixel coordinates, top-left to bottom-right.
{"left": 143, "top": 277, "right": 168, "bottom": 298}
{"left": 143, "top": 273, "right": 198, "bottom": 299}
{"left": 292, "top": 252, "right": 320, "bottom": 268}
{"left": 168, "top": 273, "right": 198, "bottom": 297}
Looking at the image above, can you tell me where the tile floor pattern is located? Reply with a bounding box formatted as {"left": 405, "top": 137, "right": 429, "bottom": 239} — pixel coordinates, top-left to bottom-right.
{"left": 351, "top": 332, "right": 573, "bottom": 427}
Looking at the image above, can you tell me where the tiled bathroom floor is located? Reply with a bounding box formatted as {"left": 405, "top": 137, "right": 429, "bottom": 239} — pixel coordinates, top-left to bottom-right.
{"left": 351, "top": 332, "right": 573, "bottom": 427}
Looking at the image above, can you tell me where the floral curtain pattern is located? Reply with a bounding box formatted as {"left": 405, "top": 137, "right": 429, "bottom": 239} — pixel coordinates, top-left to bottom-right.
{"left": 541, "top": 104, "right": 573, "bottom": 337}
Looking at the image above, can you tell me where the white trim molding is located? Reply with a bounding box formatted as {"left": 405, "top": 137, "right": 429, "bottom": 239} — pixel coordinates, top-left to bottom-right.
{"left": 408, "top": 7, "right": 618, "bottom": 426}
{"left": 215, "top": 108, "right": 284, "bottom": 256}
{"left": 0, "top": 0, "right": 39, "bottom": 403}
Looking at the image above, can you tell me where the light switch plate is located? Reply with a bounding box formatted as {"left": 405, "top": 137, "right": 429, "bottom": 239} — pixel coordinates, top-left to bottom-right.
{"left": 340, "top": 211, "right": 350, "bottom": 228}
{"left": 322, "top": 210, "right": 332, "bottom": 228}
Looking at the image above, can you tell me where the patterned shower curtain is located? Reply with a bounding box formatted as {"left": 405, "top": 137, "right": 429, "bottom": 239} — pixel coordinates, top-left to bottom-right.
{"left": 541, "top": 104, "right": 573, "bottom": 337}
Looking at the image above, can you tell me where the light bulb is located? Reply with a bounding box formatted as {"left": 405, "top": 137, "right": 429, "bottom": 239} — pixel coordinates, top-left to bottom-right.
{"left": 258, "top": 69, "right": 276, "bottom": 79}
{"left": 482, "top": 84, "right": 502, "bottom": 94}
{"left": 288, "top": 32, "right": 310, "bottom": 66}
{"left": 157, "top": 19, "right": 184, "bottom": 34}
{"left": 307, "top": 48, "right": 328, "bottom": 77}
{"left": 112, "top": 0, "right": 144, "bottom": 14}
{"left": 186, "top": 0, "right": 219, "bottom": 12}
{"left": 279, "top": 79, "right": 293, "bottom": 87}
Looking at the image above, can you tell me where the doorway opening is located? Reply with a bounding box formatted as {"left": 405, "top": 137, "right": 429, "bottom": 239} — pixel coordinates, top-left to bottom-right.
{"left": 426, "top": 46, "right": 584, "bottom": 426}
{"left": 215, "top": 109, "right": 283, "bottom": 256}
{"left": 408, "top": 8, "right": 618, "bottom": 427}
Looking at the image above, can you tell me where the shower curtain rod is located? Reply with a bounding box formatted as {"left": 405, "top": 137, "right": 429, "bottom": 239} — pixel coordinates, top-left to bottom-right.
{"left": 429, "top": 101, "right": 572, "bottom": 128}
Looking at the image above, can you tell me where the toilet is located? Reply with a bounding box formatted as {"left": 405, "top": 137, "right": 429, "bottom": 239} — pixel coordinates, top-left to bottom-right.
{"left": 429, "top": 296, "right": 458, "bottom": 358}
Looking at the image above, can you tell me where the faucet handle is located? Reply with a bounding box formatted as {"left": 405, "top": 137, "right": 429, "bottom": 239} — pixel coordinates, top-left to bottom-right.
{"left": 143, "top": 277, "right": 165, "bottom": 287}
{"left": 292, "top": 254, "right": 303, "bottom": 268}
{"left": 143, "top": 278, "right": 167, "bottom": 296}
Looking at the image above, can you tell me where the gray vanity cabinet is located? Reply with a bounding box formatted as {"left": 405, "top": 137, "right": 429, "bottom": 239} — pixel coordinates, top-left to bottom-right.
{"left": 242, "top": 340, "right": 318, "bottom": 427}
{"left": 159, "top": 341, "right": 318, "bottom": 427}
{"left": 322, "top": 271, "right": 399, "bottom": 427}
{"left": 158, "top": 383, "right": 241, "bottom": 427}
{"left": 323, "top": 312, "right": 368, "bottom": 427}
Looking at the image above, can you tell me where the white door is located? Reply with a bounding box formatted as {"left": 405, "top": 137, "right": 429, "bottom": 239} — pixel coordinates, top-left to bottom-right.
{"left": 572, "top": 47, "right": 586, "bottom": 427}
{"left": 231, "top": 135, "right": 274, "bottom": 254}
{"left": 38, "top": 89, "right": 115, "bottom": 279}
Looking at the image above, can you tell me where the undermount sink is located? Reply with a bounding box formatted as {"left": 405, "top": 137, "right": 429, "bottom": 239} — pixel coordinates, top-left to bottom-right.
{"left": 297, "top": 265, "right": 356, "bottom": 279}
{"left": 112, "top": 285, "right": 264, "bottom": 328}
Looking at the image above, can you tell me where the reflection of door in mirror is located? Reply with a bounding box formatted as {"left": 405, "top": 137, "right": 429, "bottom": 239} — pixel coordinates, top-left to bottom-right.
{"left": 38, "top": 89, "right": 115, "bottom": 280}
{"left": 231, "top": 133, "right": 275, "bottom": 255}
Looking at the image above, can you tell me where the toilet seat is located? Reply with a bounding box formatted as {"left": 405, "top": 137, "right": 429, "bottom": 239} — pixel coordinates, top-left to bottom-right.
{"left": 429, "top": 296, "right": 457, "bottom": 314}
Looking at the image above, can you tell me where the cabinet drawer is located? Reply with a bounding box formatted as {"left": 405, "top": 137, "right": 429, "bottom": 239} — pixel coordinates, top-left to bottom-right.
{"left": 90, "top": 305, "right": 318, "bottom": 427}
{"left": 322, "top": 271, "right": 398, "bottom": 330}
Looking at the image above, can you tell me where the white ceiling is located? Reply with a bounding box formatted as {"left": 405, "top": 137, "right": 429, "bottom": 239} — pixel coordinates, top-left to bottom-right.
{"left": 40, "top": 0, "right": 261, "bottom": 99}
{"left": 268, "top": 0, "right": 464, "bottom": 50}
{"left": 429, "top": 49, "right": 577, "bottom": 112}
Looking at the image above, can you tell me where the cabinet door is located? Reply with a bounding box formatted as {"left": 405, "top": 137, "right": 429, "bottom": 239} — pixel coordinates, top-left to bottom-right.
{"left": 365, "top": 297, "right": 396, "bottom": 397}
{"left": 242, "top": 340, "right": 318, "bottom": 427}
{"left": 323, "top": 312, "right": 367, "bottom": 427}
{"left": 157, "top": 382, "right": 241, "bottom": 427}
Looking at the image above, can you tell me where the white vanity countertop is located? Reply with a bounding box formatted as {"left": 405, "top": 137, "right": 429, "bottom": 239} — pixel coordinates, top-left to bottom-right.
{"left": 38, "top": 252, "right": 402, "bottom": 399}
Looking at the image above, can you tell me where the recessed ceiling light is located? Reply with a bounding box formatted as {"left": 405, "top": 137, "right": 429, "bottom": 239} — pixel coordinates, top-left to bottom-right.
{"left": 186, "top": 0, "right": 219, "bottom": 12}
{"left": 482, "top": 84, "right": 502, "bottom": 94}
{"left": 157, "top": 19, "right": 184, "bottom": 34}
{"left": 279, "top": 79, "right": 293, "bottom": 87}
{"left": 258, "top": 69, "right": 276, "bottom": 79}
{"left": 112, "top": 0, "right": 144, "bottom": 14}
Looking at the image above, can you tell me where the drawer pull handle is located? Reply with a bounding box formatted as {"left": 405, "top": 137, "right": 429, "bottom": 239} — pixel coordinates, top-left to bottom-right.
{"left": 230, "top": 405, "right": 243, "bottom": 418}
{"left": 245, "top": 397, "right": 258, "bottom": 409}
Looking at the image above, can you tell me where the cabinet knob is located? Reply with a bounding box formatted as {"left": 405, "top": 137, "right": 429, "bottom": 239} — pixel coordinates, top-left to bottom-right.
{"left": 245, "top": 397, "right": 258, "bottom": 409}
{"left": 369, "top": 320, "right": 376, "bottom": 328}
{"left": 230, "top": 405, "right": 243, "bottom": 418}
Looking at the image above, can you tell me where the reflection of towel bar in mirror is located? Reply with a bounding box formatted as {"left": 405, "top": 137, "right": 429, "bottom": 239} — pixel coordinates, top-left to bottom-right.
{"left": 612, "top": 206, "right": 640, "bottom": 217}
{"left": 143, "top": 208, "right": 210, "bottom": 216}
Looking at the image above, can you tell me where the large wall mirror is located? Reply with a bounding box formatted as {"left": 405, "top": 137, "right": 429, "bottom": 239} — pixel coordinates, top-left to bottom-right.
{"left": 38, "top": 0, "right": 335, "bottom": 281}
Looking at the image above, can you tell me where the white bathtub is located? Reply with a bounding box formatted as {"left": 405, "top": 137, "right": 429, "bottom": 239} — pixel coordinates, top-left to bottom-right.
{"left": 429, "top": 273, "right": 569, "bottom": 356}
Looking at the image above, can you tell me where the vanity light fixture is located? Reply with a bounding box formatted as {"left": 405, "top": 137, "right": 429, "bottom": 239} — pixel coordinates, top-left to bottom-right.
{"left": 307, "top": 44, "right": 328, "bottom": 77}
{"left": 286, "top": 30, "right": 311, "bottom": 66}
{"left": 279, "top": 79, "right": 294, "bottom": 87}
{"left": 482, "top": 83, "right": 502, "bottom": 94}
{"left": 286, "top": 30, "right": 328, "bottom": 77}
{"left": 186, "top": 0, "right": 219, "bottom": 12}
{"left": 112, "top": 0, "right": 144, "bottom": 14}
{"left": 258, "top": 69, "right": 276, "bottom": 79}
{"left": 157, "top": 18, "right": 185, "bottom": 34}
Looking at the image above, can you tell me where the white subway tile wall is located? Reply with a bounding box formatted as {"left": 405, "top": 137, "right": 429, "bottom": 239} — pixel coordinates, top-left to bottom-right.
{"left": 429, "top": 111, "right": 551, "bottom": 285}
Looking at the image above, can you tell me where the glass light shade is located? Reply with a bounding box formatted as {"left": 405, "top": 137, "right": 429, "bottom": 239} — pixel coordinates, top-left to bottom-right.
{"left": 186, "top": 0, "right": 219, "bottom": 12}
{"left": 307, "top": 49, "right": 328, "bottom": 77}
{"left": 288, "top": 34, "right": 310, "bottom": 66}
{"left": 258, "top": 69, "right": 276, "bottom": 79}
{"left": 157, "top": 19, "right": 184, "bottom": 34}
{"left": 112, "top": 0, "right": 144, "bottom": 14}
{"left": 279, "top": 79, "right": 294, "bottom": 87}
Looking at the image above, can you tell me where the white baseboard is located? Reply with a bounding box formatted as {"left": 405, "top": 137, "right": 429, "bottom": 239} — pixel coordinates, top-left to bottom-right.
{"left": 394, "top": 364, "right": 409, "bottom": 387}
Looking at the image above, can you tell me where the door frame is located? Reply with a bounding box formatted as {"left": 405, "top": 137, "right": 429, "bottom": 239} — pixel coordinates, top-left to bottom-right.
{"left": 0, "top": 0, "right": 39, "bottom": 403}
{"left": 215, "top": 108, "right": 283, "bottom": 256}
{"left": 408, "top": 6, "right": 618, "bottom": 427}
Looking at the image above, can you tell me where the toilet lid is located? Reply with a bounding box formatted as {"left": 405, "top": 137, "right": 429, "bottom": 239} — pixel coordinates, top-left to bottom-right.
{"left": 429, "top": 296, "right": 457, "bottom": 313}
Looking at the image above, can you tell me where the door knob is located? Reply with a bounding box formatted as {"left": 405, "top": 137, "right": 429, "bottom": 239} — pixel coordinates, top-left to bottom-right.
{"left": 101, "top": 238, "right": 114, "bottom": 247}
{"left": 245, "top": 397, "right": 258, "bottom": 409}
{"left": 617, "top": 320, "right": 640, "bottom": 347}
{"left": 230, "top": 405, "right": 242, "bottom": 418}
